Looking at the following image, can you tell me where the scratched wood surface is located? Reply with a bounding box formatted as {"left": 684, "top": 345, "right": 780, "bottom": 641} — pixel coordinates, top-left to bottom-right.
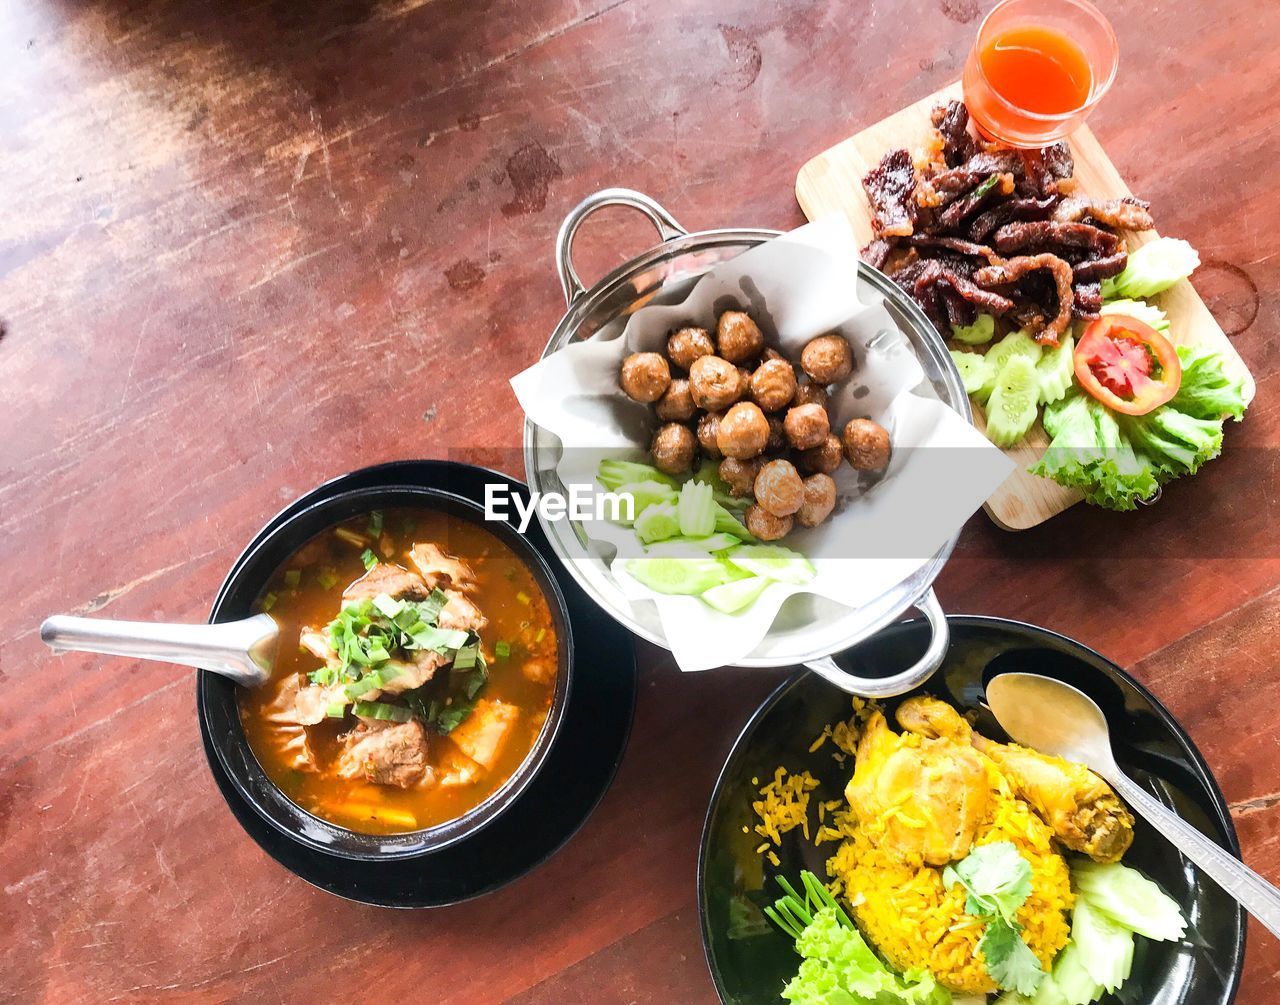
{"left": 0, "top": 1, "right": 1277, "bottom": 1003}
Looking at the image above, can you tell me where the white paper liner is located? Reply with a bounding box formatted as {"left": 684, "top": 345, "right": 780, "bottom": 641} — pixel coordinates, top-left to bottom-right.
{"left": 512, "top": 216, "right": 1013, "bottom": 671}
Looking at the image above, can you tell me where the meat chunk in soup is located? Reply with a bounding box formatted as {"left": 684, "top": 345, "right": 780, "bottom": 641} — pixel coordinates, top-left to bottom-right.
{"left": 448, "top": 699, "right": 520, "bottom": 771}
{"left": 378, "top": 649, "right": 450, "bottom": 695}
{"left": 409, "top": 543, "right": 476, "bottom": 592}
{"left": 342, "top": 563, "right": 430, "bottom": 604}
{"left": 436, "top": 741, "right": 484, "bottom": 788}
{"left": 336, "top": 719, "right": 434, "bottom": 789}
{"left": 299, "top": 627, "right": 340, "bottom": 670}
{"left": 438, "top": 589, "right": 488, "bottom": 633}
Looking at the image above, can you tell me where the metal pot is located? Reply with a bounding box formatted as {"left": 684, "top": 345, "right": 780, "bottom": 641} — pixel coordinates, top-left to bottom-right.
{"left": 522, "top": 188, "right": 969, "bottom": 696}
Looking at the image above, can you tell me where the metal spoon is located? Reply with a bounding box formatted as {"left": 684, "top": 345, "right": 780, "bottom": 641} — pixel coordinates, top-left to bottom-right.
{"left": 40, "top": 614, "right": 277, "bottom": 687}
{"left": 987, "top": 672, "right": 1280, "bottom": 940}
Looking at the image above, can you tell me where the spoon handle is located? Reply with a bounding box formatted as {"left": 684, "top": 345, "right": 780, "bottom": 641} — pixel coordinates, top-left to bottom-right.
{"left": 40, "top": 614, "right": 277, "bottom": 688}
{"left": 1109, "top": 771, "right": 1280, "bottom": 940}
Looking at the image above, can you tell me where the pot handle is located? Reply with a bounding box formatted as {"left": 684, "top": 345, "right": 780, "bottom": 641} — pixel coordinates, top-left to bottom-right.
{"left": 555, "top": 188, "right": 688, "bottom": 306}
{"left": 802, "top": 589, "right": 948, "bottom": 697}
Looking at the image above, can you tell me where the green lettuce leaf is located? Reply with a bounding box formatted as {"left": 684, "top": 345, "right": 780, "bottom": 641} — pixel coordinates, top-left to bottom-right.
{"left": 1171, "top": 344, "right": 1247, "bottom": 421}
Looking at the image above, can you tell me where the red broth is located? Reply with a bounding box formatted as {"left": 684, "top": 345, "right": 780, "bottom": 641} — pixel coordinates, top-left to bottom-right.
{"left": 238, "top": 509, "right": 558, "bottom": 834}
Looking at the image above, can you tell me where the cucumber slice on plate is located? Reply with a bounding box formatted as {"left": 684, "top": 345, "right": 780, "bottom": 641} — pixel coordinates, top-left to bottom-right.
{"left": 986, "top": 329, "right": 1043, "bottom": 375}
{"left": 677, "top": 480, "right": 717, "bottom": 537}
{"left": 724, "top": 544, "right": 816, "bottom": 585}
{"left": 951, "top": 313, "right": 997, "bottom": 345}
{"left": 634, "top": 502, "right": 680, "bottom": 544}
{"left": 1036, "top": 334, "right": 1075, "bottom": 404}
{"left": 701, "top": 576, "right": 770, "bottom": 614}
{"left": 644, "top": 532, "right": 742, "bottom": 556}
{"left": 950, "top": 349, "right": 996, "bottom": 396}
{"left": 985, "top": 354, "right": 1040, "bottom": 448}
{"left": 623, "top": 557, "right": 729, "bottom": 595}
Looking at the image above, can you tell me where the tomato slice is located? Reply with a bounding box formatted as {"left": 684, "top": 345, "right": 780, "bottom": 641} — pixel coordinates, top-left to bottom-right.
{"left": 1074, "top": 315, "right": 1182, "bottom": 415}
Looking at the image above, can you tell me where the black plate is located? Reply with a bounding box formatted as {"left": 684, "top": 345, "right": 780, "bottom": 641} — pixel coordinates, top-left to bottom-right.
{"left": 200, "top": 461, "right": 637, "bottom": 907}
{"left": 699, "top": 617, "right": 1245, "bottom": 1004}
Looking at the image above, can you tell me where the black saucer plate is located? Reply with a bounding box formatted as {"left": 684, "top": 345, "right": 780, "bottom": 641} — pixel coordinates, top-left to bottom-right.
{"left": 699, "top": 617, "right": 1245, "bottom": 1005}
{"left": 200, "top": 461, "right": 638, "bottom": 908}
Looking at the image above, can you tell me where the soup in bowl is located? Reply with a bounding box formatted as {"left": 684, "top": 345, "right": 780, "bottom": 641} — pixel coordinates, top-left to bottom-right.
{"left": 199, "top": 485, "right": 573, "bottom": 860}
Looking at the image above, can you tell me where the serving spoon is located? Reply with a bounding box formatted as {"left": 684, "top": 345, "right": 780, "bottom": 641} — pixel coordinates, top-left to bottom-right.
{"left": 987, "top": 672, "right": 1280, "bottom": 940}
{"left": 40, "top": 614, "right": 277, "bottom": 687}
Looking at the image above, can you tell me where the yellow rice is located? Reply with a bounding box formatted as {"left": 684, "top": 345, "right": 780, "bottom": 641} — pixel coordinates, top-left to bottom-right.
{"left": 755, "top": 700, "right": 1074, "bottom": 996}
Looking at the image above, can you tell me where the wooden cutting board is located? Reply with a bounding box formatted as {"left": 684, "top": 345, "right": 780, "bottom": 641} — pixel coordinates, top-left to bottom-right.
{"left": 796, "top": 81, "right": 1257, "bottom": 530}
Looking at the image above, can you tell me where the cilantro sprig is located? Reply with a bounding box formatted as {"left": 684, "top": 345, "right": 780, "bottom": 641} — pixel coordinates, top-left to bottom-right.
{"left": 943, "top": 842, "right": 1045, "bottom": 996}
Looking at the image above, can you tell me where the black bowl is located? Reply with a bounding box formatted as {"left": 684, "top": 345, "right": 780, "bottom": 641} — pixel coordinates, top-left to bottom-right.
{"left": 699, "top": 617, "right": 1245, "bottom": 1005}
{"left": 199, "top": 484, "right": 573, "bottom": 861}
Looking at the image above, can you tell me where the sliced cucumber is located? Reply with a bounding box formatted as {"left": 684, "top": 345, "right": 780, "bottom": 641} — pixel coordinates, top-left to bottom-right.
{"left": 612, "top": 480, "right": 678, "bottom": 525}
{"left": 634, "top": 502, "right": 680, "bottom": 544}
{"left": 677, "top": 480, "right": 717, "bottom": 537}
{"left": 1048, "top": 942, "right": 1103, "bottom": 1005}
{"left": 1099, "top": 298, "right": 1170, "bottom": 333}
{"left": 1072, "top": 861, "right": 1187, "bottom": 942}
{"left": 1036, "top": 334, "right": 1075, "bottom": 404}
{"left": 701, "top": 576, "right": 771, "bottom": 614}
{"left": 623, "top": 557, "right": 729, "bottom": 595}
{"left": 1070, "top": 896, "right": 1134, "bottom": 993}
{"left": 1102, "top": 237, "right": 1199, "bottom": 299}
{"left": 644, "top": 532, "right": 741, "bottom": 556}
{"left": 724, "top": 544, "right": 816, "bottom": 585}
{"left": 597, "top": 459, "right": 679, "bottom": 492}
{"left": 986, "top": 329, "right": 1043, "bottom": 375}
{"left": 951, "top": 313, "right": 997, "bottom": 345}
{"left": 950, "top": 349, "right": 997, "bottom": 396}
{"left": 985, "top": 355, "right": 1040, "bottom": 448}
{"left": 714, "top": 504, "right": 756, "bottom": 541}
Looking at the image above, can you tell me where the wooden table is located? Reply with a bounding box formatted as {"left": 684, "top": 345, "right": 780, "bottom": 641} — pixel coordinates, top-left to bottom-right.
{"left": 2, "top": 1, "right": 1276, "bottom": 1001}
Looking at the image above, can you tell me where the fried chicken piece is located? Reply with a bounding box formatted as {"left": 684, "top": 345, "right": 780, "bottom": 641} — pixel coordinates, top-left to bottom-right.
{"left": 846, "top": 710, "right": 990, "bottom": 866}
{"left": 896, "top": 696, "right": 1135, "bottom": 863}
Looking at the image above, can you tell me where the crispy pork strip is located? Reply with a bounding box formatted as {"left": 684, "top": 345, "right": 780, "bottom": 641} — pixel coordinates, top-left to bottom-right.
{"left": 993, "top": 220, "right": 1120, "bottom": 256}
{"left": 863, "top": 148, "right": 918, "bottom": 238}
{"left": 975, "top": 253, "right": 1075, "bottom": 345}
{"left": 1052, "top": 195, "right": 1154, "bottom": 231}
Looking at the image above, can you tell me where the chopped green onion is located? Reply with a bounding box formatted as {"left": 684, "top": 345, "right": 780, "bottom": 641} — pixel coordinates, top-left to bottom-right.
{"left": 309, "top": 667, "right": 336, "bottom": 686}
{"left": 283, "top": 570, "right": 301, "bottom": 589}
{"left": 516, "top": 591, "right": 531, "bottom": 605}
{"left": 334, "top": 527, "right": 367, "bottom": 548}
{"left": 366, "top": 510, "right": 384, "bottom": 538}
{"left": 259, "top": 591, "right": 278, "bottom": 612}
{"left": 372, "top": 593, "right": 404, "bottom": 619}
{"left": 454, "top": 642, "right": 480, "bottom": 670}
{"left": 325, "top": 702, "right": 347, "bottom": 718}
{"left": 344, "top": 672, "right": 383, "bottom": 699}
{"left": 361, "top": 548, "right": 377, "bottom": 571}
{"left": 317, "top": 568, "right": 339, "bottom": 590}
{"left": 418, "top": 588, "right": 449, "bottom": 624}
{"left": 494, "top": 640, "right": 511, "bottom": 660}
{"left": 352, "top": 700, "right": 412, "bottom": 723}
{"left": 407, "top": 624, "right": 470, "bottom": 654}
{"left": 534, "top": 627, "right": 547, "bottom": 643}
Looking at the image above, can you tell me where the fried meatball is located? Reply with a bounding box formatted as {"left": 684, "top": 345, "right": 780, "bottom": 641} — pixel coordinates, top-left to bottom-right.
{"left": 654, "top": 378, "right": 696, "bottom": 422}
{"left": 716, "top": 311, "right": 765, "bottom": 364}
{"left": 667, "top": 327, "right": 715, "bottom": 371}
{"left": 651, "top": 423, "right": 697, "bottom": 476}
{"left": 697, "top": 411, "right": 724, "bottom": 458}
{"left": 749, "top": 358, "right": 798, "bottom": 413}
{"left": 766, "top": 414, "right": 786, "bottom": 452}
{"left": 719, "top": 456, "right": 763, "bottom": 498}
{"left": 797, "top": 434, "right": 843, "bottom": 475}
{"left": 783, "top": 402, "right": 831, "bottom": 451}
{"left": 717, "top": 402, "right": 769, "bottom": 459}
{"left": 842, "top": 418, "right": 892, "bottom": 470}
{"left": 745, "top": 504, "right": 793, "bottom": 541}
{"left": 800, "top": 334, "right": 854, "bottom": 385}
{"left": 689, "top": 355, "right": 742, "bottom": 411}
{"left": 796, "top": 473, "right": 837, "bottom": 528}
{"left": 619, "top": 352, "right": 671, "bottom": 403}
{"left": 793, "top": 380, "right": 830, "bottom": 410}
{"left": 753, "top": 459, "right": 804, "bottom": 517}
